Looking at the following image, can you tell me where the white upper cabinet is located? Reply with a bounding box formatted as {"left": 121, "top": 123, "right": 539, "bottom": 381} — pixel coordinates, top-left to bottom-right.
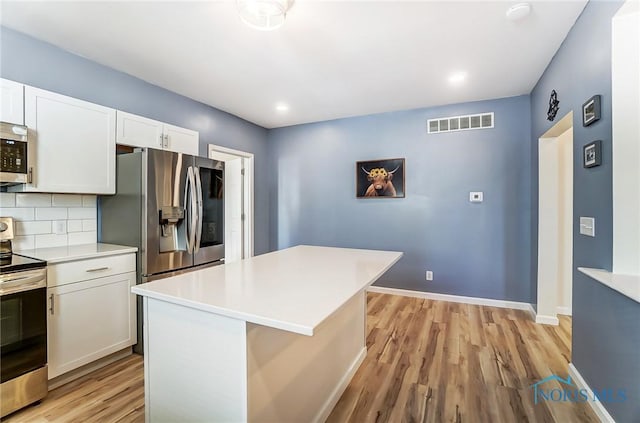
{"left": 116, "top": 111, "right": 164, "bottom": 150}
{"left": 116, "top": 110, "right": 199, "bottom": 156}
{"left": 0, "top": 78, "right": 25, "bottom": 125}
{"left": 164, "top": 123, "right": 199, "bottom": 155}
{"left": 21, "top": 86, "right": 116, "bottom": 194}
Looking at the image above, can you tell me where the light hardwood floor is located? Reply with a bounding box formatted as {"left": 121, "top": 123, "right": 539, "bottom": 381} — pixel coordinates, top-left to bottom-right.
{"left": 328, "top": 293, "right": 597, "bottom": 423}
{"left": 2, "top": 355, "right": 144, "bottom": 423}
{"left": 3, "top": 293, "right": 597, "bottom": 423}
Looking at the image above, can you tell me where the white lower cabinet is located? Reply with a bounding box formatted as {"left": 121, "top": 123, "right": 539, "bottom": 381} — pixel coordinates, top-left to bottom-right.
{"left": 46, "top": 255, "right": 136, "bottom": 380}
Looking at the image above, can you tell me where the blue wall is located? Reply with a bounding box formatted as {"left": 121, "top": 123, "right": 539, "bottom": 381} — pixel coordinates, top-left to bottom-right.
{"left": 0, "top": 27, "right": 271, "bottom": 255}
{"left": 269, "top": 95, "right": 533, "bottom": 302}
{"left": 4, "top": 14, "right": 637, "bottom": 419}
{"left": 530, "top": 1, "right": 639, "bottom": 421}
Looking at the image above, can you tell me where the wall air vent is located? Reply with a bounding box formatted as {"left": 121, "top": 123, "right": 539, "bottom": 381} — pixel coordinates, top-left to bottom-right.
{"left": 427, "top": 112, "right": 494, "bottom": 134}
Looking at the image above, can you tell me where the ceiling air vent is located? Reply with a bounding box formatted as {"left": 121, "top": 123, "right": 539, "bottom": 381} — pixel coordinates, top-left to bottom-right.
{"left": 427, "top": 112, "right": 494, "bottom": 134}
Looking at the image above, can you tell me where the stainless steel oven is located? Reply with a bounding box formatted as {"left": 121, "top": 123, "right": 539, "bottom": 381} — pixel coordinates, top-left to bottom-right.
{"left": 0, "top": 258, "right": 48, "bottom": 418}
{"left": 0, "top": 122, "right": 31, "bottom": 186}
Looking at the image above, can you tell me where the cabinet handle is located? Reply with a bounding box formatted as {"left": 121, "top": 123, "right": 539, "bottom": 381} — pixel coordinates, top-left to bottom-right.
{"left": 49, "top": 293, "right": 55, "bottom": 315}
{"left": 163, "top": 134, "right": 169, "bottom": 149}
{"left": 86, "top": 267, "right": 110, "bottom": 272}
{"left": 28, "top": 167, "right": 33, "bottom": 184}
{"left": 159, "top": 134, "right": 164, "bottom": 147}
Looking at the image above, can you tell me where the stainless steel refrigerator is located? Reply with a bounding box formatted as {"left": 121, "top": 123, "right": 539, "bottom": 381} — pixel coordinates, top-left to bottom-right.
{"left": 99, "top": 148, "right": 224, "bottom": 352}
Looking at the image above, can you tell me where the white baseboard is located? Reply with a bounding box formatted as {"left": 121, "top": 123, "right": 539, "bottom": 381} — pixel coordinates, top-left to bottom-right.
{"left": 568, "top": 363, "right": 616, "bottom": 423}
{"left": 556, "top": 306, "right": 572, "bottom": 316}
{"left": 367, "top": 286, "right": 534, "bottom": 313}
{"left": 535, "top": 314, "right": 559, "bottom": 325}
{"left": 313, "top": 347, "right": 367, "bottom": 423}
{"left": 526, "top": 304, "right": 537, "bottom": 320}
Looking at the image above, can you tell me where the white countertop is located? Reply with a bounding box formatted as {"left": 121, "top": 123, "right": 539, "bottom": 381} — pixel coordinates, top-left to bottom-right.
{"left": 578, "top": 267, "right": 640, "bottom": 304}
{"left": 132, "top": 245, "right": 403, "bottom": 336}
{"left": 17, "top": 243, "right": 137, "bottom": 264}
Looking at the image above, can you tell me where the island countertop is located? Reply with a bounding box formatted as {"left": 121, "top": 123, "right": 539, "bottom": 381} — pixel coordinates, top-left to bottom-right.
{"left": 132, "top": 245, "right": 402, "bottom": 336}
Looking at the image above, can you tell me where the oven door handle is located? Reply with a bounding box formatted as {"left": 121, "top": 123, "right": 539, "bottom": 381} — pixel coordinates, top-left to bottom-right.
{"left": 0, "top": 274, "right": 47, "bottom": 296}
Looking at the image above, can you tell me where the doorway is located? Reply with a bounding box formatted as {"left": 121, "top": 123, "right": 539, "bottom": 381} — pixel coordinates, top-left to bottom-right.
{"left": 208, "top": 144, "right": 254, "bottom": 263}
{"left": 537, "top": 111, "right": 574, "bottom": 325}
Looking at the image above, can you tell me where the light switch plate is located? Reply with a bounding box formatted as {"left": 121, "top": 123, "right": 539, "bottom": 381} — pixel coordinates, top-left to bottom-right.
{"left": 579, "top": 217, "right": 595, "bottom": 237}
{"left": 470, "top": 192, "right": 483, "bottom": 203}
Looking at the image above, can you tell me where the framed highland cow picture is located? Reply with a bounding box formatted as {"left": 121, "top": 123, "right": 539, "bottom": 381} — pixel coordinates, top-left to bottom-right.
{"left": 356, "top": 158, "right": 405, "bottom": 198}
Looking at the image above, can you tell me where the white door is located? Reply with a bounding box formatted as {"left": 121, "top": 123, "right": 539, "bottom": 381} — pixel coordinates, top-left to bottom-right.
{"left": 23, "top": 86, "right": 116, "bottom": 194}
{"left": 209, "top": 147, "right": 253, "bottom": 263}
{"left": 116, "top": 111, "right": 164, "bottom": 150}
{"left": 47, "top": 272, "right": 136, "bottom": 379}
{"left": 225, "top": 158, "right": 243, "bottom": 263}
{"left": 0, "top": 78, "right": 24, "bottom": 125}
{"left": 164, "top": 123, "right": 199, "bottom": 156}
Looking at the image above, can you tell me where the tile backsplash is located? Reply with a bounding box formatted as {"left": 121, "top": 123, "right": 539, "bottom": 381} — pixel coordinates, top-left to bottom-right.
{"left": 0, "top": 193, "right": 97, "bottom": 250}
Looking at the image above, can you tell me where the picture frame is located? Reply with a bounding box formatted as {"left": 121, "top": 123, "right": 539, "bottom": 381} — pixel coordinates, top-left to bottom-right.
{"left": 582, "top": 95, "right": 601, "bottom": 126}
{"left": 356, "top": 158, "right": 405, "bottom": 198}
{"left": 583, "top": 140, "right": 602, "bottom": 168}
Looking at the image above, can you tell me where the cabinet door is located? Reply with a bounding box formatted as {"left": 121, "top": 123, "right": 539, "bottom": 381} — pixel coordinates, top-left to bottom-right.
{"left": 23, "top": 86, "right": 116, "bottom": 194}
{"left": 0, "top": 78, "right": 24, "bottom": 125}
{"left": 164, "top": 123, "right": 199, "bottom": 155}
{"left": 47, "top": 272, "right": 136, "bottom": 379}
{"left": 116, "top": 111, "right": 164, "bottom": 150}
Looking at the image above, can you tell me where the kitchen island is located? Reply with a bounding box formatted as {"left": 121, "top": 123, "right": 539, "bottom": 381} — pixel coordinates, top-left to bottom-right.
{"left": 132, "top": 245, "right": 402, "bottom": 423}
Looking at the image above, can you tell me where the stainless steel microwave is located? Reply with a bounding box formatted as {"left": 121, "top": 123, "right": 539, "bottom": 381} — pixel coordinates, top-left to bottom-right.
{"left": 0, "top": 122, "right": 31, "bottom": 186}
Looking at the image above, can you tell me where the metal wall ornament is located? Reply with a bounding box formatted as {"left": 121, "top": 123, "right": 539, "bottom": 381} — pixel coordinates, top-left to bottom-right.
{"left": 547, "top": 90, "right": 560, "bottom": 121}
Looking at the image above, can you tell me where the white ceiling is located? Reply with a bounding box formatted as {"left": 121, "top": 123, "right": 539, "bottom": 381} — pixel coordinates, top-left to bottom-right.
{"left": 0, "top": 1, "right": 587, "bottom": 129}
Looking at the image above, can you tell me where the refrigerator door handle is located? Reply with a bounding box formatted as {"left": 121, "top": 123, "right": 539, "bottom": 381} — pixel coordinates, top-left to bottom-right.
{"left": 183, "top": 166, "right": 192, "bottom": 254}
{"left": 194, "top": 166, "right": 203, "bottom": 253}
{"left": 184, "top": 166, "right": 196, "bottom": 254}
{"left": 189, "top": 166, "right": 198, "bottom": 254}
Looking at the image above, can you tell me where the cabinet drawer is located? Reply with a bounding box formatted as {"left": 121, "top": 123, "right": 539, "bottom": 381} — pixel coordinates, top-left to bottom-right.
{"left": 47, "top": 253, "right": 136, "bottom": 287}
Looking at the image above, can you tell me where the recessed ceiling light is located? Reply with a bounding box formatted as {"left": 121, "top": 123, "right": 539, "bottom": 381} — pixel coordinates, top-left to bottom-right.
{"left": 448, "top": 72, "right": 467, "bottom": 85}
{"left": 275, "top": 103, "right": 289, "bottom": 112}
{"left": 506, "top": 3, "right": 531, "bottom": 21}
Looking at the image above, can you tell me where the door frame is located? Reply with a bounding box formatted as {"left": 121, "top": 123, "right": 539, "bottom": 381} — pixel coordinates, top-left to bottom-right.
{"left": 537, "top": 111, "right": 574, "bottom": 325}
{"left": 208, "top": 144, "right": 254, "bottom": 259}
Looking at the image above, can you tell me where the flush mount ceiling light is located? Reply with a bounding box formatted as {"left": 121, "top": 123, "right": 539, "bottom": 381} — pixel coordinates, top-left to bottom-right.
{"left": 506, "top": 3, "right": 531, "bottom": 21}
{"left": 237, "top": 0, "right": 292, "bottom": 31}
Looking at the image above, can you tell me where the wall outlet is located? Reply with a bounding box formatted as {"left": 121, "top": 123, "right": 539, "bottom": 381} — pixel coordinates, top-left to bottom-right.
{"left": 425, "top": 270, "right": 433, "bottom": 281}
{"left": 54, "top": 220, "right": 67, "bottom": 235}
